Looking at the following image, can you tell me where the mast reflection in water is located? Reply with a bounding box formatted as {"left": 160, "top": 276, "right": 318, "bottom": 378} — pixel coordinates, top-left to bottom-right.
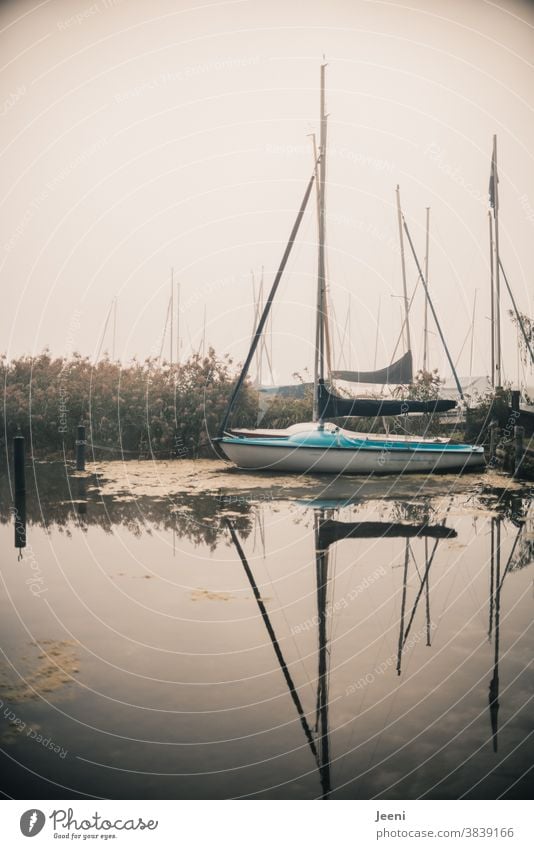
{"left": 0, "top": 461, "right": 532, "bottom": 800}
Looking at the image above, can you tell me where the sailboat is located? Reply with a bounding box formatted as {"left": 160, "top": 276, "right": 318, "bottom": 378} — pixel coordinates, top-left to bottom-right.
{"left": 216, "top": 66, "right": 485, "bottom": 475}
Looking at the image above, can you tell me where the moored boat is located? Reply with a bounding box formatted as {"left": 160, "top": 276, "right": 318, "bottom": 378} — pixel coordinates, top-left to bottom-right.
{"left": 217, "top": 66, "right": 485, "bottom": 476}
{"left": 221, "top": 422, "right": 484, "bottom": 474}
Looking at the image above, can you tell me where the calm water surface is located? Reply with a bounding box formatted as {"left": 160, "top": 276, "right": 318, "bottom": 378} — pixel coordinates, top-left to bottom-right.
{"left": 0, "top": 461, "right": 533, "bottom": 799}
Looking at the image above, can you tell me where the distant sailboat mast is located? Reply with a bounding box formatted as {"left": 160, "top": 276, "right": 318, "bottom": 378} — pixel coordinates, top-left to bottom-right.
{"left": 170, "top": 267, "right": 174, "bottom": 366}
{"left": 176, "top": 277, "right": 181, "bottom": 364}
{"left": 373, "top": 295, "right": 381, "bottom": 370}
{"left": 112, "top": 297, "right": 117, "bottom": 361}
{"left": 489, "top": 212, "right": 495, "bottom": 387}
{"left": 396, "top": 185, "right": 412, "bottom": 357}
{"left": 423, "top": 207, "right": 430, "bottom": 372}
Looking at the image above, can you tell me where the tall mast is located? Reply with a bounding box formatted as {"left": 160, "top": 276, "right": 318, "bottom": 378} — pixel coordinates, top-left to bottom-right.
{"left": 176, "top": 278, "right": 181, "bottom": 364}
{"left": 490, "top": 135, "right": 501, "bottom": 389}
{"left": 313, "top": 64, "right": 328, "bottom": 424}
{"left": 112, "top": 297, "right": 117, "bottom": 361}
{"left": 396, "top": 186, "right": 411, "bottom": 355}
{"left": 489, "top": 212, "right": 495, "bottom": 387}
{"left": 259, "top": 269, "right": 265, "bottom": 386}
{"left": 423, "top": 207, "right": 430, "bottom": 371}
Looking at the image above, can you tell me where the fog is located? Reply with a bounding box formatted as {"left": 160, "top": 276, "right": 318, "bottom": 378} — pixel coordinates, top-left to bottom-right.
{"left": 1, "top": 0, "right": 533, "bottom": 387}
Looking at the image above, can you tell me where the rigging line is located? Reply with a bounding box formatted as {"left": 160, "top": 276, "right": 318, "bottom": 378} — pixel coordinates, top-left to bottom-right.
{"left": 263, "top": 266, "right": 275, "bottom": 382}
{"left": 324, "top": 518, "right": 339, "bottom": 686}
{"left": 344, "top": 546, "right": 401, "bottom": 764}
{"left": 389, "top": 274, "right": 421, "bottom": 366}
{"left": 323, "top": 255, "right": 333, "bottom": 376}
{"left": 338, "top": 307, "right": 350, "bottom": 371}
{"left": 330, "top": 294, "right": 348, "bottom": 373}
{"left": 499, "top": 259, "right": 534, "bottom": 367}
{"left": 402, "top": 216, "right": 464, "bottom": 400}
{"left": 224, "top": 518, "right": 320, "bottom": 766}
{"left": 158, "top": 296, "right": 172, "bottom": 362}
{"left": 410, "top": 540, "right": 424, "bottom": 583}
{"left": 396, "top": 185, "right": 412, "bottom": 353}
{"left": 170, "top": 268, "right": 174, "bottom": 366}
{"left": 422, "top": 498, "right": 460, "bottom": 642}
{"left": 251, "top": 269, "right": 258, "bottom": 337}
{"left": 218, "top": 165, "right": 317, "bottom": 436}
{"left": 94, "top": 298, "right": 115, "bottom": 364}
{"left": 251, "top": 268, "right": 260, "bottom": 383}
{"left": 328, "top": 535, "right": 357, "bottom": 649}
{"left": 364, "top": 498, "right": 483, "bottom": 788}
{"left": 360, "top": 545, "right": 414, "bottom": 777}
{"left": 373, "top": 295, "right": 382, "bottom": 371}
{"left": 497, "top": 522, "right": 525, "bottom": 592}
{"left": 363, "top": 520, "right": 449, "bottom": 774}
{"left": 257, "top": 518, "right": 319, "bottom": 704}
{"left": 261, "top": 331, "right": 276, "bottom": 386}
{"left": 327, "top": 293, "right": 343, "bottom": 373}
{"left": 454, "top": 323, "right": 473, "bottom": 370}
{"left": 112, "top": 297, "right": 117, "bottom": 362}
{"left": 259, "top": 508, "right": 266, "bottom": 558}
{"left": 425, "top": 538, "right": 431, "bottom": 647}
{"left": 402, "top": 538, "right": 440, "bottom": 648}
{"left": 396, "top": 540, "right": 410, "bottom": 676}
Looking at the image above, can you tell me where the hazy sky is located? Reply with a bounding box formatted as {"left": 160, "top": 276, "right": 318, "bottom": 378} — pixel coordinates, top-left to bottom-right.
{"left": 1, "top": 0, "right": 533, "bottom": 387}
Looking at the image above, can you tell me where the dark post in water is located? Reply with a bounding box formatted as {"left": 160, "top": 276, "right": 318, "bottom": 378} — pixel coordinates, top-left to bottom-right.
{"left": 14, "top": 491, "right": 27, "bottom": 552}
{"left": 76, "top": 424, "right": 86, "bottom": 472}
{"left": 13, "top": 431, "right": 27, "bottom": 556}
{"left": 14, "top": 430, "right": 26, "bottom": 494}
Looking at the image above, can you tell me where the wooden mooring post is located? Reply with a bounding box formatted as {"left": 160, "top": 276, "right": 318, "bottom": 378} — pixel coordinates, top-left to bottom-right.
{"left": 13, "top": 431, "right": 27, "bottom": 555}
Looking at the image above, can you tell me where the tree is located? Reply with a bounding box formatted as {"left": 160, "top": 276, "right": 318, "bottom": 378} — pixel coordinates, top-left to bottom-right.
{"left": 509, "top": 309, "right": 534, "bottom": 371}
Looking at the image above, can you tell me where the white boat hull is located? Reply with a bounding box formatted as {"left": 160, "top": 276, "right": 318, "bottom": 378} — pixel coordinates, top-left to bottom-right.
{"left": 219, "top": 424, "right": 485, "bottom": 475}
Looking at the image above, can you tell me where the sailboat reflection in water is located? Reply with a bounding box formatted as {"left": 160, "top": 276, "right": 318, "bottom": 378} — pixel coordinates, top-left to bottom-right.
{"left": 225, "top": 506, "right": 457, "bottom": 798}
{"left": 217, "top": 66, "right": 484, "bottom": 475}
{"left": 487, "top": 514, "right": 530, "bottom": 753}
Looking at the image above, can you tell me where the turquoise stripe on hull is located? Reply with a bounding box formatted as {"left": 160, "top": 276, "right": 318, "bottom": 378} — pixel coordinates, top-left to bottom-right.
{"left": 221, "top": 431, "right": 483, "bottom": 455}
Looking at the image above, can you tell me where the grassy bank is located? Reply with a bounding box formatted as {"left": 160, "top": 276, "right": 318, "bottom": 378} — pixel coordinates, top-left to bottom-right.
{"left": 1, "top": 349, "right": 258, "bottom": 459}
{"left": 0, "top": 352, "right": 519, "bottom": 460}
